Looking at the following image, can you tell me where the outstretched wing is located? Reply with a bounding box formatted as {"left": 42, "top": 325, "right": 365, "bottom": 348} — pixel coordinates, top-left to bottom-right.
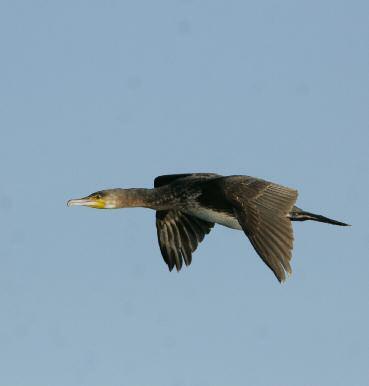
{"left": 223, "top": 176, "right": 298, "bottom": 282}
{"left": 156, "top": 210, "right": 214, "bottom": 271}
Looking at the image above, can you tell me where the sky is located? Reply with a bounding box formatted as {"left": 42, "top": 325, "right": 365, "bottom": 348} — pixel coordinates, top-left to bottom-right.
{"left": 0, "top": 1, "right": 368, "bottom": 385}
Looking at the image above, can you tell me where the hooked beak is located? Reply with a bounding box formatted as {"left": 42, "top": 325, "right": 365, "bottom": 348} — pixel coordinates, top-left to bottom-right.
{"left": 67, "top": 196, "right": 105, "bottom": 209}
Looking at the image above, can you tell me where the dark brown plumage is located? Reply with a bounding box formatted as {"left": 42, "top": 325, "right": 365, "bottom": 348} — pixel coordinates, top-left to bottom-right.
{"left": 68, "top": 173, "right": 349, "bottom": 282}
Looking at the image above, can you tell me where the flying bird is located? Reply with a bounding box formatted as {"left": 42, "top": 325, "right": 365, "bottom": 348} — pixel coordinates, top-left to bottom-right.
{"left": 67, "top": 173, "right": 348, "bottom": 282}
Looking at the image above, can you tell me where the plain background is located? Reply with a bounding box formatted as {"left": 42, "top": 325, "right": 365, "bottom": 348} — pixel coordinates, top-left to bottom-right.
{"left": 0, "top": 1, "right": 368, "bottom": 385}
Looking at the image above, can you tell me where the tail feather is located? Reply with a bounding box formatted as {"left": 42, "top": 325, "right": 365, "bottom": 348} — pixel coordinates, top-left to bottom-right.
{"left": 290, "top": 208, "right": 349, "bottom": 226}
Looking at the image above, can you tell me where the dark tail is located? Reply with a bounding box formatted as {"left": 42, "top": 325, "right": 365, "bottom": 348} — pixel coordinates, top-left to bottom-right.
{"left": 290, "top": 208, "right": 350, "bottom": 226}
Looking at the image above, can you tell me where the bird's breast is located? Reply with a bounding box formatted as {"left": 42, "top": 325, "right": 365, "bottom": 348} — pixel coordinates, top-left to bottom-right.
{"left": 185, "top": 207, "right": 242, "bottom": 230}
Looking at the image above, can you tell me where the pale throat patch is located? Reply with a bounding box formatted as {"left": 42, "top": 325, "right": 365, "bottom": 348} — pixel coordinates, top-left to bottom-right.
{"left": 104, "top": 201, "right": 119, "bottom": 209}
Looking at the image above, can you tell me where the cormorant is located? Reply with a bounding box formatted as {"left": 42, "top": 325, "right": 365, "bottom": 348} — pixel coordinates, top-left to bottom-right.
{"left": 67, "top": 173, "right": 348, "bottom": 282}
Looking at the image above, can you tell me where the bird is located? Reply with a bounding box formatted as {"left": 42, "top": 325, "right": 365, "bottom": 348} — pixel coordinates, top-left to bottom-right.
{"left": 67, "top": 173, "right": 349, "bottom": 282}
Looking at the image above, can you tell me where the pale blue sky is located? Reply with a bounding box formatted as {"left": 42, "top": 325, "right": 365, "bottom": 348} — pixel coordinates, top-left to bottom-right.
{"left": 0, "top": 1, "right": 368, "bottom": 385}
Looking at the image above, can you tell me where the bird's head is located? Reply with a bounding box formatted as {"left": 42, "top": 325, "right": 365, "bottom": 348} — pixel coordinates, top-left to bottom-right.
{"left": 67, "top": 189, "right": 123, "bottom": 209}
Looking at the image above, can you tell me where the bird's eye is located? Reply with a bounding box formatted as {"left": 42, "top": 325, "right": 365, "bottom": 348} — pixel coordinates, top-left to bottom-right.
{"left": 94, "top": 193, "right": 101, "bottom": 199}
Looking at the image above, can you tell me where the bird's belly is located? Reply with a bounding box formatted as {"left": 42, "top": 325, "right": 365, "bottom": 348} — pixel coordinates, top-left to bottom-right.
{"left": 186, "top": 208, "right": 242, "bottom": 230}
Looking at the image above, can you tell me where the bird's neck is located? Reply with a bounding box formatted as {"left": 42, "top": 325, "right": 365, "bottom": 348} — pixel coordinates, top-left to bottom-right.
{"left": 114, "top": 187, "right": 174, "bottom": 210}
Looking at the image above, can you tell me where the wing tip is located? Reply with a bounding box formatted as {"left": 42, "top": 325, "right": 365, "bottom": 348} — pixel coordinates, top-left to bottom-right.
{"left": 276, "top": 267, "right": 292, "bottom": 283}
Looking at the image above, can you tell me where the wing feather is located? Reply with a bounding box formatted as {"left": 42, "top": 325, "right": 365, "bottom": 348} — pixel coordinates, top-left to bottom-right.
{"left": 156, "top": 210, "right": 214, "bottom": 271}
{"left": 223, "top": 176, "right": 298, "bottom": 282}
